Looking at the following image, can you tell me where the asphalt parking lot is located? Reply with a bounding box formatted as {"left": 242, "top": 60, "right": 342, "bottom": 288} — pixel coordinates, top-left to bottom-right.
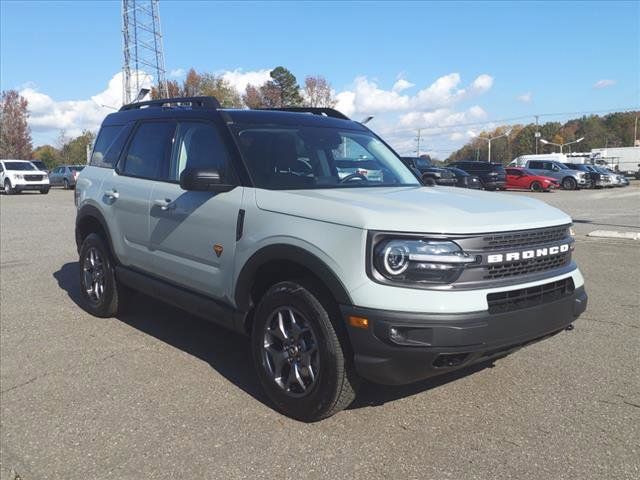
{"left": 1, "top": 184, "right": 639, "bottom": 480}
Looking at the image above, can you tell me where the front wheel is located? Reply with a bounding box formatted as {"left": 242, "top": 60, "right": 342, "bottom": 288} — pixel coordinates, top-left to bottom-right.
{"left": 63, "top": 179, "right": 70, "bottom": 190}
{"left": 4, "top": 179, "right": 15, "bottom": 195}
{"left": 251, "top": 281, "right": 359, "bottom": 422}
{"left": 422, "top": 176, "right": 436, "bottom": 186}
{"left": 40, "top": 187, "right": 50, "bottom": 194}
{"left": 530, "top": 181, "right": 543, "bottom": 192}
{"left": 562, "top": 177, "right": 577, "bottom": 190}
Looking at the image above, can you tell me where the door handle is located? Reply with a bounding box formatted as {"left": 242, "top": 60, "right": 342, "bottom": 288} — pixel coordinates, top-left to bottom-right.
{"left": 153, "top": 198, "right": 176, "bottom": 211}
{"left": 104, "top": 189, "right": 119, "bottom": 199}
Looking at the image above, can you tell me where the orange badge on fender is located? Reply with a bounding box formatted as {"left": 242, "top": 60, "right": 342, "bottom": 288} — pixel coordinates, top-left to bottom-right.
{"left": 213, "top": 244, "right": 224, "bottom": 257}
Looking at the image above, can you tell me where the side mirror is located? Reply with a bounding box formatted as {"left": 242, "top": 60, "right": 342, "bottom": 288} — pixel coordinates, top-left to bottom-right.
{"left": 179, "top": 168, "right": 235, "bottom": 193}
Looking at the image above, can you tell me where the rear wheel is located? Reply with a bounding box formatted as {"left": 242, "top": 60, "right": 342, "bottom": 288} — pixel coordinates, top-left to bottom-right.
{"left": 562, "top": 177, "right": 577, "bottom": 190}
{"left": 40, "top": 187, "right": 50, "bottom": 194}
{"left": 530, "top": 181, "right": 543, "bottom": 192}
{"left": 422, "top": 176, "right": 436, "bottom": 186}
{"left": 63, "top": 179, "right": 70, "bottom": 190}
{"left": 251, "top": 280, "right": 359, "bottom": 422}
{"left": 78, "top": 233, "right": 126, "bottom": 317}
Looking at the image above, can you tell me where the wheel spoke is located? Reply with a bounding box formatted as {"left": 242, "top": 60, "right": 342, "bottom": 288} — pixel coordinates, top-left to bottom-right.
{"left": 277, "top": 311, "right": 289, "bottom": 341}
{"left": 265, "top": 344, "right": 287, "bottom": 379}
{"left": 293, "top": 363, "right": 306, "bottom": 391}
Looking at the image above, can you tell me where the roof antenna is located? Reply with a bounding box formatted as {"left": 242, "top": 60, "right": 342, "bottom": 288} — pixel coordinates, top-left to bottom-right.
{"left": 361, "top": 115, "right": 374, "bottom": 125}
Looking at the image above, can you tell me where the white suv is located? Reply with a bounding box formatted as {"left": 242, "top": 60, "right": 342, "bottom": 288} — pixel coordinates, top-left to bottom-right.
{"left": 75, "top": 97, "right": 588, "bottom": 421}
{"left": 1, "top": 159, "right": 50, "bottom": 194}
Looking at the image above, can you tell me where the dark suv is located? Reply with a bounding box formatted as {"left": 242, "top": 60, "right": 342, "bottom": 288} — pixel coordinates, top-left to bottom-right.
{"left": 400, "top": 157, "right": 456, "bottom": 186}
{"left": 448, "top": 161, "right": 506, "bottom": 190}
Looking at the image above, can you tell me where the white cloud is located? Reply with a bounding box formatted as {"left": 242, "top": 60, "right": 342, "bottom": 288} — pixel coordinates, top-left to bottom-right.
{"left": 449, "top": 132, "right": 465, "bottom": 141}
{"left": 517, "top": 92, "right": 533, "bottom": 103}
{"left": 220, "top": 68, "right": 272, "bottom": 93}
{"left": 21, "top": 71, "right": 152, "bottom": 143}
{"left": 392, "top": 78, "right": 415, "bottom": 93}
{"left": 335, "top": 73, "right": 494, "bottom": 116}
{"left": 169, "top": 68, "right": 186, "bottom": 78}
{"left": 593, "top": 79, "right": 616, "bottom": 89}
{"left": 398, "top": 105, "right": 487, "bottom": 129}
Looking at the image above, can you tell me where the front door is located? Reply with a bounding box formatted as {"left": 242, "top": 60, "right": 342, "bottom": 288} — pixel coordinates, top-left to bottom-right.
{"left": 147, "top": 120, "right": 244, "bottom": 301}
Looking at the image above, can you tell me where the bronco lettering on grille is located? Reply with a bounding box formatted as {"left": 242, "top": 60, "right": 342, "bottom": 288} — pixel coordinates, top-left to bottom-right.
{"left": 487, "top": 243, "right": 570, "bottom": 264}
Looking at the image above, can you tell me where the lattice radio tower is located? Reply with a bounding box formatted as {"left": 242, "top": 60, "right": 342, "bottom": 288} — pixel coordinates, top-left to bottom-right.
{"left": 122, "top": 0, "right": 168, "bottom": 104}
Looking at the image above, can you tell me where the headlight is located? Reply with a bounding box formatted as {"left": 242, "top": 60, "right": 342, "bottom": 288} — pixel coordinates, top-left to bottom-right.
{"left": 13, "top": 174, "right": 23, "bottom": 180}
{"left": 371, "top": 237, "right": 476, "bottom": 285}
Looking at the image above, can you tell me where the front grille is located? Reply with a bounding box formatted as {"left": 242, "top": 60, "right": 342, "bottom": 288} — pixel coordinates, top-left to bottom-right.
{"left": 24, "top": 175, "right": 44, "bottom": 181}
{"left": 484, "top": 252, "right": 571, "bottom": 280}
{"left": 481, "top": 225, "right": 570, "bottom": 251}
{"left": 487, "top": 277, "right": 575, "bottom": 314}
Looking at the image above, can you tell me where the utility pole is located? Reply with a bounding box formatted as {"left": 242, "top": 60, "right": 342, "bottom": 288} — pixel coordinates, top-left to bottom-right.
{"left": 415, "top": 129, "right": 421, "bottom": 157}
{"left": 634, "top": 115, "right": 638, "bottom": 146}
{"left": 534, "top": 115, "right": 540, "bottom": 154}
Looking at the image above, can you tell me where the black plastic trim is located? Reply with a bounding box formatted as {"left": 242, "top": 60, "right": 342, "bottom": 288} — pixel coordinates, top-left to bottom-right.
{"left": 236, "top": 209, "right": 245, "bottom": 241}
{"left": 116, "top": 266, "right": 244, "bottom": 333}
{"left": 75, "top": 205, "right": 118, "bottom": 261}
{"left": 234, "top": 244, "right": 353, "bottom": 310}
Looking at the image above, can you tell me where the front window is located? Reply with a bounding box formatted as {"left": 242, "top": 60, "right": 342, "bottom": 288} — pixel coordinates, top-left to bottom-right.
{"left": 69, "top": 166, "right": 85, "bottom": 172}
{"left": 231, "top": 124, "right": 419, "bottom": 189}
{"left": 3, "top": 161, "right": 36, "bottom": 171}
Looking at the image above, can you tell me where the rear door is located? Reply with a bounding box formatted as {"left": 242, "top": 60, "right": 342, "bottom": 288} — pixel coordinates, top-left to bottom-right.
{"left": 148, "top": 120, "right": 244, "bottom": 300}
{"left": 102, "top": 120, "right": 176, "bottom": 270}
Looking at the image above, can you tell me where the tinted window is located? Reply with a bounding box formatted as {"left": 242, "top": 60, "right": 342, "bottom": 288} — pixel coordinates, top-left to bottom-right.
{"left": 168, "top": 122, "right": 236, "bottom": 183}
{"left": 529, "top": 161, "right": 543, "bottom": 169}
{"left": 69, "top": 166, "right": 85, "bottom": 172}
{"left": 0, "top": 164, "right": 3, "bottom": 172}
{"left": 91, "top": 126, "right": 124, "bottom": 168}
{"left": 123, "top": 122, "right": 175, "bottom": 180}
{"left": 4, "top": 162, "right": 36, "bottom": 171}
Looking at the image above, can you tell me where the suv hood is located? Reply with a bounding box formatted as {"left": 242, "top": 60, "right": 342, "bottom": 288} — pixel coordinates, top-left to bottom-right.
{"left": 255, "top": 186, "right": 572, "bottom": 234}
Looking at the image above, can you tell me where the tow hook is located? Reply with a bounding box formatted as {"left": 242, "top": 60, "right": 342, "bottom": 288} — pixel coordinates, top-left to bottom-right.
{"left": 565, "top": 324, "right": 574, "bottom": 331}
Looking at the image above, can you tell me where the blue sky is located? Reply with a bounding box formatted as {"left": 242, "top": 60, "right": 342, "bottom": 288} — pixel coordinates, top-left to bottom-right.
{"left": 1, "top": 0, "right": 638, "bottom": 156}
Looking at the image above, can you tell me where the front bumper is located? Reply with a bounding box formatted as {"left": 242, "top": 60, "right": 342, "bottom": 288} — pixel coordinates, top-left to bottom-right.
{"left": 341, "top": 286, "right": 587, "bottom": 385}
{"left": 13, "top": 181, "right": 49, "bottom": 191}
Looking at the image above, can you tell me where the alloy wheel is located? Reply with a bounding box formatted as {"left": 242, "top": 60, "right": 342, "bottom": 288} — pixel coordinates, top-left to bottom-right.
{"left": 262, "top": 307, "right": 320, "bottom": 398}
{"left": 82, "top": 247, "right": 106, "bottom": 303}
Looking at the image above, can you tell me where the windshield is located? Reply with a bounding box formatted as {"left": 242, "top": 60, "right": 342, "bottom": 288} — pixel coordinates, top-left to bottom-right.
{"left": 3, "top": 161, "right": 36, "bottom": 171}
{"left": 231, "top": 124, "right": 419, "bottom": 189}
{"left": 69, "top": 166, "right": 85, "bottom": 172}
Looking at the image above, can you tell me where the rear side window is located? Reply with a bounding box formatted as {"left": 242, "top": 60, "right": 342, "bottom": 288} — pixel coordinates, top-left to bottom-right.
{"left": 91, "top": 125, "right": 125, "bottom": 168}
{"left": 529, "top": 161, "right": 543, "bottom": 169}
{"left": 123, "top": 122, "right": 176, "bottom": 180}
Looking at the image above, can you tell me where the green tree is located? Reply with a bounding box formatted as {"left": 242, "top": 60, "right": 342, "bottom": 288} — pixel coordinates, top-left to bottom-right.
{"left": 0, "top": 90, "right": 32, "bottom": 159}
{"left": 60, "top": 130, "right": 95, "bottom": 165}
{"left": 264, "top": 66, "right": 303, "bottom": 107}
{"left": 32, "top": 145, "right": 61, "bottom": 169}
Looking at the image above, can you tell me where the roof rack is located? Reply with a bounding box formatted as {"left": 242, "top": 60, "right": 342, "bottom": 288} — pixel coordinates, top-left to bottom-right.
{"left": 119, "top": 96, "right": 220, "bottom": 111}
{"left": 258, "top": 107, "right": 350, "bottom": 120}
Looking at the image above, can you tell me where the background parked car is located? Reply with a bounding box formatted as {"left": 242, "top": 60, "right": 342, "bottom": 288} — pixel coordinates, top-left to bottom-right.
{"left": 509, "top": 159, "right": 588, "bottom": 190}
{"left": 563, "top": 163, "right": 607, "bottom": 188}
{"left": 49, "top": 165, "right": 85, "bottom": 189}
{"left": 400, "top": 157, "right": 456, "bottom": 186}
{"left": 30, "top": 160, "right": 49, "bottom": 174}
{"left": 0, "top": 159, "right": 50, "bottom": 194}
{"left": 445, "top": 166, "right": 482, "bottom": 189}
{"left": 447, "top": 161, "right": 506, "bottom": 190}
{"left": 505, "top": 167, "right": 559, "bottom": 192}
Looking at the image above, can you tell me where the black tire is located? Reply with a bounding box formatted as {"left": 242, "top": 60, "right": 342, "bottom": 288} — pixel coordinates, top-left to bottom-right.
{"left": 422, "top": 176, "right": 436, "bottom": 186}
{"left": 3, "top": 179, "right": 15, "bottom": 195}
{"left": 251, "top": 280, "right": 359, "bottom": 422}
{"left": 530, "top": 181, "right": 543, "bottom": 192}
{"left": 562, "top": 177, "right": 577, "bottom": 190}
{"left": 63, "top": 179, "right": 70, "bottom": 190}
{"left": 40, "top": 187, "right": 50, "bottom": 194}
{"left": 78, "top": 233, "right": 125, "bottom": 318}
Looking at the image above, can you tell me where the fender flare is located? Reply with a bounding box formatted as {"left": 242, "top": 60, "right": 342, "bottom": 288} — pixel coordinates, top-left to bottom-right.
{"left": 234, "top": 244, "right": 353, "bottom": 310}
{"left": 75, "top": 204, "right": 118, "bottom": 261}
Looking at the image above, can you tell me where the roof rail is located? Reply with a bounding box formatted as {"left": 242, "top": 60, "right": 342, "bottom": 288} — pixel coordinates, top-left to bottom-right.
{"left": 258, "top": 107, "right": 350, "bottom": 120}
{"left": 119, "top": 96, "right": 221, "bottom": 111}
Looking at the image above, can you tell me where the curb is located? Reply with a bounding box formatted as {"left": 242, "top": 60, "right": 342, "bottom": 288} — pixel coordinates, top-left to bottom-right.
{"left": 587, "top": 230, "right": 640, "bottom": 240}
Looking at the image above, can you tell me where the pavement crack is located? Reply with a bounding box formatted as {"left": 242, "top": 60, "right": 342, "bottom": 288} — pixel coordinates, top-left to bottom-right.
{"left": 0, "top": 374, "right": 47, "bottom": 394}
{"left": 623, "top": 400, "right": 640, "bottom": 409}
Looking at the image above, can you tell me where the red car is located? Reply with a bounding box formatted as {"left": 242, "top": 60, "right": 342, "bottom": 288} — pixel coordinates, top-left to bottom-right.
{"left": 505, "top": 167, "right": 559, "bottom": 192}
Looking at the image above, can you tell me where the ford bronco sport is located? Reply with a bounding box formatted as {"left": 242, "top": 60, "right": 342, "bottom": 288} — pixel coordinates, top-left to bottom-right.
{"left": 75, "top": 97, "right": 587, "bottom": 421}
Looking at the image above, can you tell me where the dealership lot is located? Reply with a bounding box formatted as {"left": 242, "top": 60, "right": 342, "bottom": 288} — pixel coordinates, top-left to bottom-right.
{"left": 1, "top": 185, "right": 638, "bottom": 480}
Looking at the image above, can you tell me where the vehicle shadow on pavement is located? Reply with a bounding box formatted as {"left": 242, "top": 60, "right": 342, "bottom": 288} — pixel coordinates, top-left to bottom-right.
{"left": 54, "top": 262, "right": 497, "bottom": 412}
